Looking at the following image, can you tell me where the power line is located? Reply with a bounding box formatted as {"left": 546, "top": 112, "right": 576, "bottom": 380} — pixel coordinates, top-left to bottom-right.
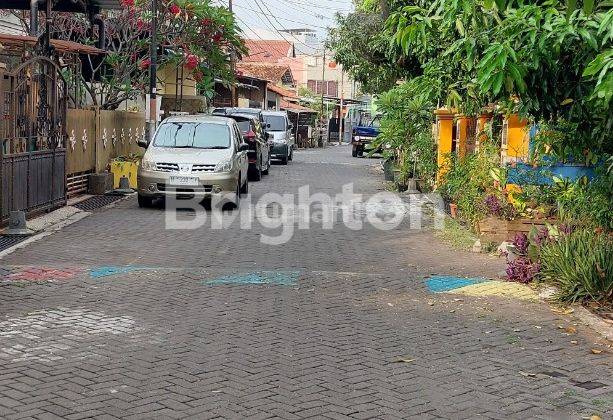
{"left": 265, "top": 0, "right": 330, "bottom": 21}
{"left": 235, "top": 15, "right": 294, "bottom": 59}
{"left": 272, "top": 0, "right": 349, "bottom": 16}
{"left": 233, "top": 2, "right": 329, "bottom": 31}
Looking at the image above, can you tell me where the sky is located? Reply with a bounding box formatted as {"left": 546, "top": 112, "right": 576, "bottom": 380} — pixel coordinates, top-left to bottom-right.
{"left": 219, "top": 0, "right": 355, "bottom": 43}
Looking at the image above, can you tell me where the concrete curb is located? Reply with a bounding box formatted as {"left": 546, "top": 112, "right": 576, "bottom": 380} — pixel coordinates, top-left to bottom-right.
{"left": 0, "top": 194, "right": 133, "bottom": 260}
{"left": 538, "top": 285, "right": 612, "bottom": 342}
{"left": 571, "top": 305, "right": 613, "bottom": 342}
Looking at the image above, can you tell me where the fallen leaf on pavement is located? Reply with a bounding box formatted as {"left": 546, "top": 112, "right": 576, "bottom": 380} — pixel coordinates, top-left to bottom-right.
{"left": 519, "top": 371, "right": 536, "bottom": 377}
{"left": 552, "top": 307, "right": 574, "bottom": 315}
{"left": 591, "top": 349, "right": 603, "bottom": 354}
{"left": 570, "top": 340, "right": 578, "bottom": 345}
{"left": 565, "top": 326, "right": 577, "bottom": 334}
{"left": 393, "top": 358, "right": 414, "bottom": 364}
{"left": 387, "top": 302, "right": 394, "bottom": 307}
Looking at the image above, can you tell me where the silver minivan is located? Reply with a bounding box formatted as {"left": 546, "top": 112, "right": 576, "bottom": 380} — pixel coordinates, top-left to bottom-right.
{"left": 263, "top": 111, "right": 293, "bottom": 164}
{"left": 137, "top": 115, "right": 249, "bottom": 207}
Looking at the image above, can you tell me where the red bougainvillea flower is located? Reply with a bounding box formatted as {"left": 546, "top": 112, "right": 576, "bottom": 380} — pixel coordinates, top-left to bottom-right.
{"left": 139, "top": 58, "right": 152, "bottom": 70}
{"left": 168, "top": 3, "right": 181, "bottom": 15}
{"left": 212, "top": 32, "right": 222, "bottom": 43}
{"left": 201, "top": 18, "right": 211, "bottom": 26}
{"left": 121, "top": 0, "right": 134, "bottom": 7}
{"left": 136, "top": 18, "right": 145, "bottom": 30}
{"left": 185, "top": 54, "right": 199, "bottom": 70}
{"left": 193, "top": 70, "right": 203, "bottom": 82}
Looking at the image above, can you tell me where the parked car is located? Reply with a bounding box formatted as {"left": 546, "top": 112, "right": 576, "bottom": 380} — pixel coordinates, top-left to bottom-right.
{"left": 351, "top": 114, "right": 381, "bottom": 157}
{"left": 224, "top": 113, "right": 271, "bottom": 181}
{"left": 137, "top": 115, "right": 249, "bottom": 208}
{"left": 263, "top": 110, "right": 293, "bottom": 164}
{"left": 212, "top": 107, "right": 265, "bottom": 126}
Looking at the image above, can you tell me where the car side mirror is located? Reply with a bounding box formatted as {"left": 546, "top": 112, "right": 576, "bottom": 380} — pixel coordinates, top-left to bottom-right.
{"left": 137, "top": 138, "right": 149, "bottom": 148}
{"left": 239, "top": 143, "right": 250, "bottom": 152}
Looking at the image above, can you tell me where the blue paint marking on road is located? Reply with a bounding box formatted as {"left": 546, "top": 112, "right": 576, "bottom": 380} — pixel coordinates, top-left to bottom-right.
{"left": 90, "top": 266, "right": 148, "bottom": 278}
{"left": 425, "top": 275, "right": 487, "bottom": 293}
{"left": 204, "top": 271, "right": 301, "bottom": 286}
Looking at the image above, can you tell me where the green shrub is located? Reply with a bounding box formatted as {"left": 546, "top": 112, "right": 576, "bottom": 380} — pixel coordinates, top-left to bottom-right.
{"left": 438, "top": 142, "right": 502, "bottom": 227}
{"left": 538, "top": 229, "right": 612, "bottom": 304}
{"left": 556, "top": 172, "right": 613, "bottom": 230}
{"left": 374, "top": 78, "right": 439, "bottom": 190}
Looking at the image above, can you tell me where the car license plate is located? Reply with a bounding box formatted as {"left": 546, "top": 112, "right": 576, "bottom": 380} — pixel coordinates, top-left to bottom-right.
{"left": 169, "top": 176, "right": 199, "bottom": 186}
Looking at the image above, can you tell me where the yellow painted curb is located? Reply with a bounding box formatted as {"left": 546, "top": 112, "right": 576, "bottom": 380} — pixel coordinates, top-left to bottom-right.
{"left": 450, "top": 280, "right": 538, "bottom": 301}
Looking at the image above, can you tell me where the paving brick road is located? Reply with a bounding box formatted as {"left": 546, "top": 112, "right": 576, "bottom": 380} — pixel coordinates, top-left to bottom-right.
{"left": 0, "top": 145, "right": 611, "bottom": 419}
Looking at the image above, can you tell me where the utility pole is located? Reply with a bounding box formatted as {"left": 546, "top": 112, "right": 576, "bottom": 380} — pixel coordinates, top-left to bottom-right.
{"left": 339, "top": 69, "right": 344, "bottom": 145}
{"left": 320, "top": 49, "right": 325, "bottom": 130}
{"left": 148, "top": 0, "right": 158, "bottom": 140}
{"left": 229, "top": 0, "right": 237, "bottom": 107}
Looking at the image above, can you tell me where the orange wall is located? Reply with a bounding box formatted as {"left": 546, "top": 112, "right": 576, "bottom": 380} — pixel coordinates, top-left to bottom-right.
{"left": 506, "top": 114, "right": 529, "bottom": 158}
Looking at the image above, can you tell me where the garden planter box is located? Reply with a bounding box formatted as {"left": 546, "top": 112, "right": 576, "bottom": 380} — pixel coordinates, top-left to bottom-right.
{"left": 478, "top": 216, "right": 557, "bottom": 243}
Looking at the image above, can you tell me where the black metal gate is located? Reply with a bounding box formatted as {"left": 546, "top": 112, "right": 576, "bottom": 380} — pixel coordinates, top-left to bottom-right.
{"left": 0, "top": 56, "right": 67, "bottom": 222}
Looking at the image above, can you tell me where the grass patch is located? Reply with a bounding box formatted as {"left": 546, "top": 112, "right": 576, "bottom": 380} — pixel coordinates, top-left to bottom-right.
{"left": 435, "top": 217, "right": 479, "bottom": 251}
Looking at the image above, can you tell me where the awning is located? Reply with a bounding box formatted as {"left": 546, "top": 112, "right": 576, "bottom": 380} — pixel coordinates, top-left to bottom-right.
{"left": 0, "top": 34, "right": 104, "bottom": 55}
{"left": 268, "top": 84, "right": 297, "bottom": 99}
{"left": 280, "top": 100, "right": 317, "bottom": 113}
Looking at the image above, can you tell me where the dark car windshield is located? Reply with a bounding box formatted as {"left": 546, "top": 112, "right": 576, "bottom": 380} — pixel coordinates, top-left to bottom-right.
{"left": 264, "top": 115, "right": 286, "bottom": 131}
{"left": 154, "top": 122, "right": 230, "bottom": 149}
{"left": 233, "top": 118, "right": 251, "bottom": 133}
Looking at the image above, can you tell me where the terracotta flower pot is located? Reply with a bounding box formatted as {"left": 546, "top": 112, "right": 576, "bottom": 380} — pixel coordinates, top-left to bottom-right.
{"left": 449, "top": 203, "right": 458, "bottom": 219}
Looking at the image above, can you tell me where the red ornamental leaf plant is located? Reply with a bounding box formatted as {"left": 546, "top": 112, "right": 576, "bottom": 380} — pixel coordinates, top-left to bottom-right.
{"left": 22, "top": 0, "right": 245, "bottom": 109}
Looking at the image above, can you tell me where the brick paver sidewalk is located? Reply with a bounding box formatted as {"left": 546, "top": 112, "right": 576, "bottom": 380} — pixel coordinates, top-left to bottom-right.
{"left": 0, "top": 146, "right": 610, "bottom": 419}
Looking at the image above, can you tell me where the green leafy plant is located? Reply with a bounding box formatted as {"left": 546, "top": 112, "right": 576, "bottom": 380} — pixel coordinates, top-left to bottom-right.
{"left": 371, "top": 77, "right": 439, "bottom": 190}
{"left": 538, "top": 228, "right": 613, "bottom": 304}
{"left": 556, "top": 171, "right": 613, "bottom": 230}
{"left": 438, "top": 142, "right": 504, "bottom": 226}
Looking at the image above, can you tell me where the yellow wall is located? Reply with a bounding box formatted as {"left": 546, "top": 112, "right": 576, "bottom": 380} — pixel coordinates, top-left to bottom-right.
{"left": 456, "top": 116, "right": 471, "bottom": 158}
{"left": 505, "top": 114, "right": 529, "bottom": 159}
{"left": 435, "top": 109, "right": 454, "bottom": 181}
{"left": 157, "top": 65, "right": 197, "bottom": 96}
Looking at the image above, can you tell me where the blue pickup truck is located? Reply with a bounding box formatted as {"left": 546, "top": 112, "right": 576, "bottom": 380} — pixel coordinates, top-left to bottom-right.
{"left": 351, "top": 114, "right": 381, "bottom": 157}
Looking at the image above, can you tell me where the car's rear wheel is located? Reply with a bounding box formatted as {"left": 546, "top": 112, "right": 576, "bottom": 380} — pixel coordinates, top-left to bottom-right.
{"left": 138, "top": 194, "right": 153, "bottom": 208}
{"left": 288, "top": 147, "right": 293, "bottom": 161}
